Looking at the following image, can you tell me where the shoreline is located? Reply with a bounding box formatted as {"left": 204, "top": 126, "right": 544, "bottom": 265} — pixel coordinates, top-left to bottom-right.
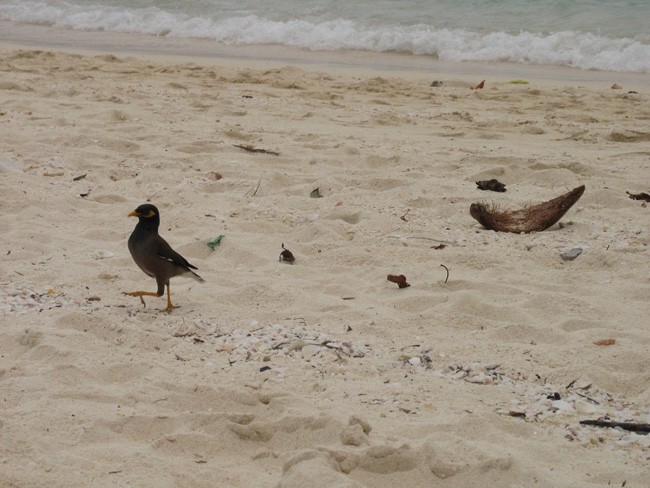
{"left": 2, "top": 20, "right": 650, "bottom": 88}
{"left": 1, "top": 30, "right": 648, "bottom": 488}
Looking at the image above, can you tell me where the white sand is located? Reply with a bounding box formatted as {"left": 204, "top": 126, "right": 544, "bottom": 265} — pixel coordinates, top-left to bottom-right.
{"left": 1, "top": 34, "right": 649, "bottom": 487}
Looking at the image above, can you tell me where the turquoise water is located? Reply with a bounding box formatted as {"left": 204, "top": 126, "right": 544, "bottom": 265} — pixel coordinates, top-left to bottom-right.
{"left": 0, "top": 0, "right": 649, "bottom": 72}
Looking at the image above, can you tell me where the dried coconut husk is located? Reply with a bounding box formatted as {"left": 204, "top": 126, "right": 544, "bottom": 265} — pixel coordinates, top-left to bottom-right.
{"left": 470, "top": 185, "right": 585, "bottom": 233}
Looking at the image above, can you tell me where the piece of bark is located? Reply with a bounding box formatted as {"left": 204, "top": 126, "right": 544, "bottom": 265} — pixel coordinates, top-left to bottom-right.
{"left": 626, "top": 191, "right": 650, "bottom": 202}
{"left": 470, "top": 185, "right": 585, "bottom": 233}
{"left": 476, "top": 179, "right": 507, "bottom": 192}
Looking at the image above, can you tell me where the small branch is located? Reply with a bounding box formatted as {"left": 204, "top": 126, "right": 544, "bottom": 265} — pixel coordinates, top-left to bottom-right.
{"left": 579, "top": 420, "right": 650, "bottom": 435}
{"left": 234, "top": 144, "right": 279, "bottom": 156}
{"left": 575, "top": 391, "right": 600, "bottom": 405}
{"left": 565, "top": 377, "right": 579, "bottom": 390}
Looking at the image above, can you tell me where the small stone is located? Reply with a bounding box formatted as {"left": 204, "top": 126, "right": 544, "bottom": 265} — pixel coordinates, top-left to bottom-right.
{"left": 94, "top": 249, "right": 114, "bottom": 259}
{"left": 561, "top": 248, "right": 582, "bottom": 261}
{"left": 408, "top": 357, "right": 421, "bottom": 366}
{"left": 466, "top": 372, "right": 488, "bottom": 384}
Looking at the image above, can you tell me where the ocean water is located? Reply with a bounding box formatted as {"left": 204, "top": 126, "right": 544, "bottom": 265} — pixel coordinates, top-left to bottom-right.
{"left": 0, "top": 0, "right": 649, "bottom": 73}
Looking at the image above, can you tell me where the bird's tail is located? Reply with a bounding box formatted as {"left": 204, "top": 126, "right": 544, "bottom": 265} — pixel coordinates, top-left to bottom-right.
{"left": 186, "top": 269, "right": 205, "bottom": 283}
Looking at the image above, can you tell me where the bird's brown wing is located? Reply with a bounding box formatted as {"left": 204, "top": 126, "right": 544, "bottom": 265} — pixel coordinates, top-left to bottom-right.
{"left": 154, "top": 235, "right": 198, "bottom": 271}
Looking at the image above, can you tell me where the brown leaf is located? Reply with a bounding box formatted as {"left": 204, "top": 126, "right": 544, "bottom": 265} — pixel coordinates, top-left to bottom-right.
{"left": 387, "top": 274, "right": 410, "bottom": 288}
{"left": 593, "top": 338, "right": 616, "bottom": 346}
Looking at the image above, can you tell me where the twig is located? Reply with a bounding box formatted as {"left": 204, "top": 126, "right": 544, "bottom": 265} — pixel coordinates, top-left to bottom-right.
{"left": 579, "top": 420, "right": 650, "bottom": 434}
{"left": 565, "top": 377, "right": 579, "bottom": 390}
{"left": 245, "top": 178, "right": 262, "bottom": 197}
{"left": 400, "top": 209, "right": 410, "bottom": 222}
{"left": 440, "top": 264, "right": 449, "bottom": 283}
{"left": 575, "top": 391, "right": 600, "bottom": 405}
{"left": 234, "top": 144, "right": 279, "bottom": 156}
{"left": 387, "top": 235, "right": 452, "bottom": 245}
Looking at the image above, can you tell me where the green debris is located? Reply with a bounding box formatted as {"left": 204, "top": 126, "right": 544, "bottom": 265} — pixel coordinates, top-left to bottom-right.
{"left": 509, "top": 80, "right": 530, "bottom": 84}
{"left": 207, "top": 235, "right": 225, "bottom": 249}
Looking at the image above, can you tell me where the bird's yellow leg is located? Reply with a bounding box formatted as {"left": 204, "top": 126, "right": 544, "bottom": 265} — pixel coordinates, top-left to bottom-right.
{"left": 165, "top": 285, "right": 178, "bottom": 313}
{"left": 122, "top": 290, "right": 161, "bottom": 308}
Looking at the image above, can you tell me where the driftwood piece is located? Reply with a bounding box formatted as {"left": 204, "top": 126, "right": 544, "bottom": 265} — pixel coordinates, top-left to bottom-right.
{"left": 579, "top": 420, "right": 650, "bottom": 435}
{"left": 626, "top": 191, "right": 650, "bottom": 202}
{"left": 470, "top": 185, "right": 585, "bottom": 233}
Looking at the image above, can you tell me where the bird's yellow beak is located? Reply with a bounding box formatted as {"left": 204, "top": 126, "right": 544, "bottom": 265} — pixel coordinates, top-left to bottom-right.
{"left": 128, "top": 210, "right": 138, "bottom": 217}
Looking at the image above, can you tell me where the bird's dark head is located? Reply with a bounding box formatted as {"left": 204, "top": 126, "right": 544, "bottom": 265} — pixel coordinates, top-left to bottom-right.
{"left": 128, "top": 204, "right": 160, "bottom": 229}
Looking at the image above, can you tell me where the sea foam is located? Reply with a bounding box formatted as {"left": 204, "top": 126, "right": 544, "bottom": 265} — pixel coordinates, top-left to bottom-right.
{"left": 0, "top": 2, "right": 648, "bottom": 73}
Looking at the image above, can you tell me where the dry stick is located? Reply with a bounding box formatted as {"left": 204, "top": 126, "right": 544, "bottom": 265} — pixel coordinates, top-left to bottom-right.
{"left": 565, "top": 377, "right": 579, "bottom": 390}
{"left": 234, "top": 144, "right": 280, "bottom": 156}
{"left": 579, "top": 420, "right": 650, "bottom": 435}
{"left": 575, "top": 391, "right": 600, "bottom": 405}
{"left": 440, "top": 264, "right": 450, "bottom": 283}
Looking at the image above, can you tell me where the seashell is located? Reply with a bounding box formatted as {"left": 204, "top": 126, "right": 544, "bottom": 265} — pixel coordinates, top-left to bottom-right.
{"left": 94, "top": 249, "right": 114, "bottom": 259}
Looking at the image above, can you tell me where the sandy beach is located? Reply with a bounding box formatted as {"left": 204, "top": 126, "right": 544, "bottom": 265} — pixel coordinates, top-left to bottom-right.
{"left": 1, "top": 30, "right": 649, "bottom": 487}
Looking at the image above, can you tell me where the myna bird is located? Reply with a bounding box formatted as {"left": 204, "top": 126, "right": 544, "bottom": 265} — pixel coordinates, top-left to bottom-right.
{"left": 123, "top": 204, "right": 204, "bottom": 312}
